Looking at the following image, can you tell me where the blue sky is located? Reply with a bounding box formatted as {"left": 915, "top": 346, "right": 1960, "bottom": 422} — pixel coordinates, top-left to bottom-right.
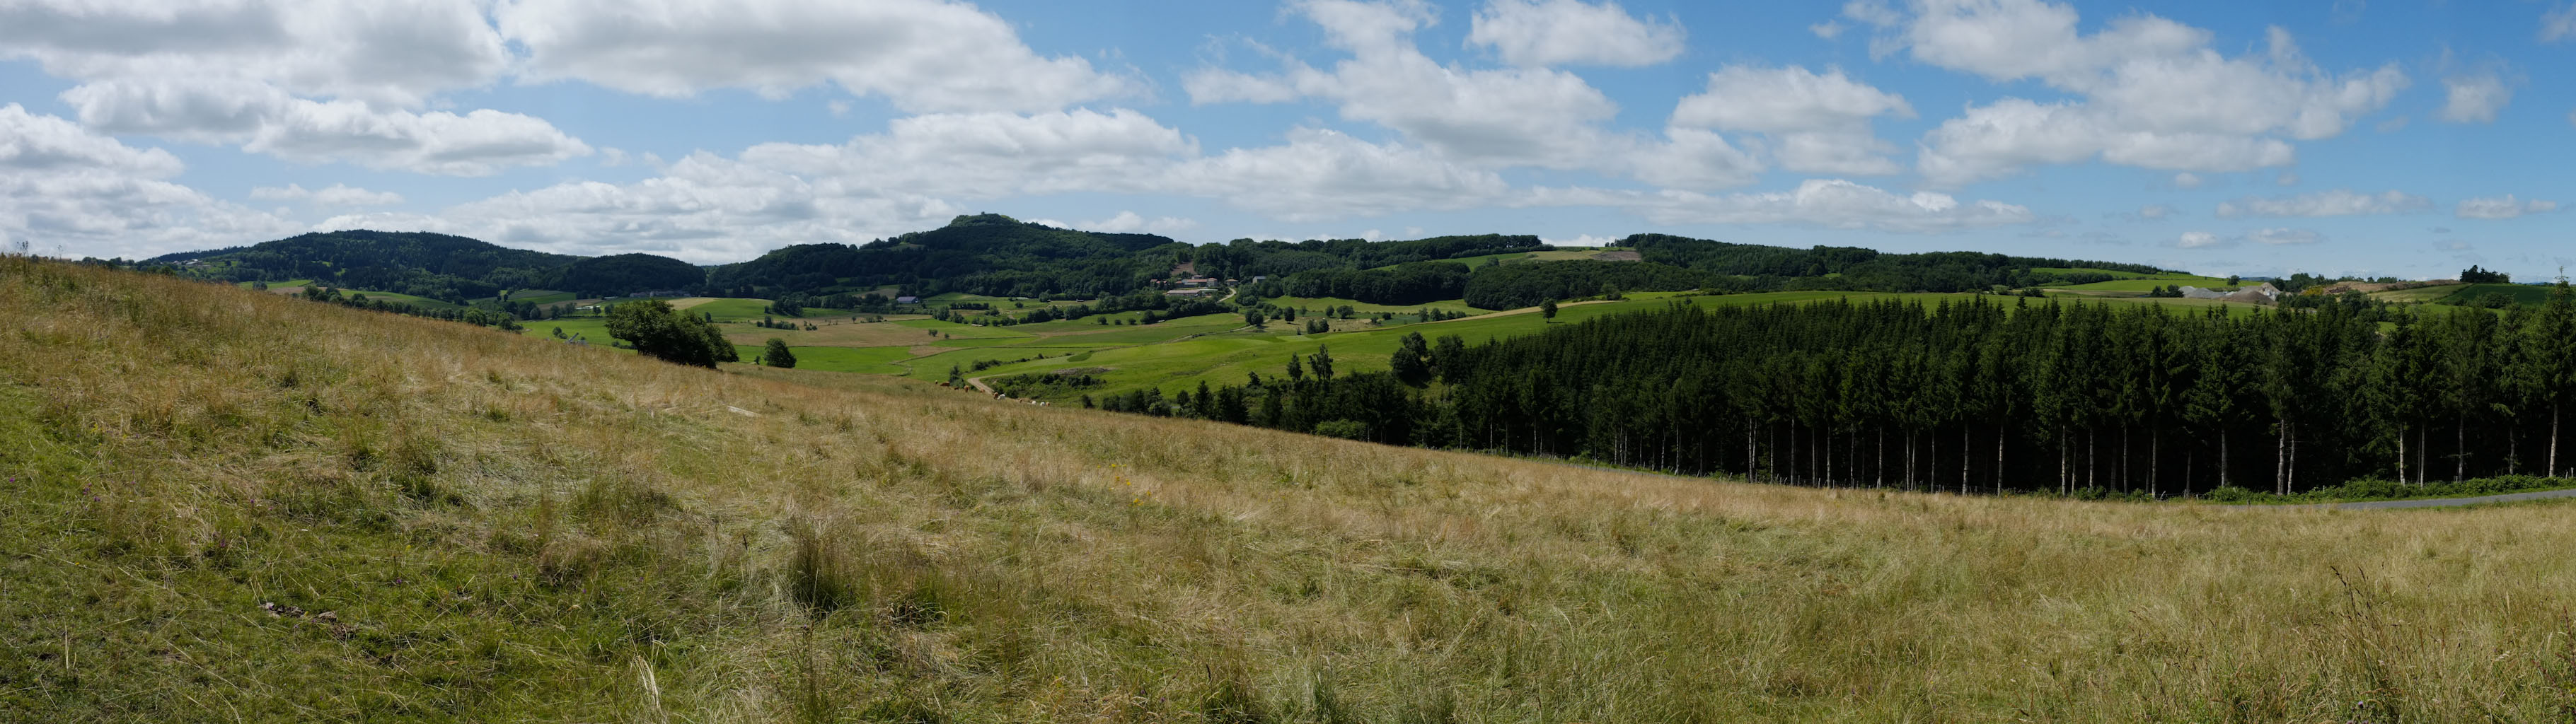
{"left": 1, "top": 0, "right": 2570, "bottom": 280}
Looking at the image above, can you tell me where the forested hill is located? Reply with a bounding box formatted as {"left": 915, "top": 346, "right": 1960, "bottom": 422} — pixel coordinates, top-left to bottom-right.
{"left": 145, "top": 230, "right": 616, "bottom": 303}
{"left": 131, "top": 217, "right": 2188, "bottom": 309}
{"left": 703, "top": 213, "right": 1191, "bottom": 298}
{"left": 1622, "top": 233, "right": 2169, "bottom": 291}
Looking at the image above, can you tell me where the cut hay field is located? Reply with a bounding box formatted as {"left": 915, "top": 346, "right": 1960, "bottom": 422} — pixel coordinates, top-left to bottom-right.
{"left": 11, "top": 257, "right": 2576, "bottom": 721}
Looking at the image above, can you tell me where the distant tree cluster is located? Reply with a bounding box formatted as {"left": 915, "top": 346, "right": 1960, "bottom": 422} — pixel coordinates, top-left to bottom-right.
{"left": 1096, "top": 288, "right": 2576, "bottom": 498}
{"left": 2463, "top": 265, "right": 2512, "bottom": 284}
{"left": 604, "top": 300, "right": 737, "bottom": 368}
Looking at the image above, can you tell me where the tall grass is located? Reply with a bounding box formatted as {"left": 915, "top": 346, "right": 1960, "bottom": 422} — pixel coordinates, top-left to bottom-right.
{"left": 8, "top": 255, "right": 2576, "bottom": 720}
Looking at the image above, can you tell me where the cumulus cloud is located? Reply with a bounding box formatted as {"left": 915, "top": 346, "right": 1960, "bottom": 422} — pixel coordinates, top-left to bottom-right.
{"left": 1668, "top": 65, "right": 1912, "bottom": 175}
{"left": 2546, "top": 4, "right": 2576, "bottom": 42}
{"left": 1530, "top": 178, "right": 2035, "bottom": 233}
{"left": 1184, "top": 0, "right": 1625, "bottom": 171}
{"left": 2176, "top": 230, "right": 2226, "bottom": 249}
{"left": 1863, "top": 0, "right": 2407, "bottom": 185}
{"left": 1078, "top": 211, "right": 1199, "bottom": 235}
{"left": 2248, "top": 227, "right": 2321, "bottom": 245}
{"left": 1, "top": 1, "right": 595, "bottom": 175}
{"left": 2456, "top": 194, "right": 2560, "bottom": 220}
{"left": 2173, "top": 173, "right": 2203, "bottom": 189}
{"left": 493, "top": 0, "right": 1134, "bottom": 112}
{"left": 1467, "top": 0, "right": 1685, "bottom": 67}
{"left": 2440, "top": 73, "right": 2514, "bottom": 123}
{"left": 249, "top": 183, "right": 404, "bottom": 207}
{"left": 0, "top": 0, "right": 507, "bottom": 107}
{"left": 0, "top": 105, "right": 297, "bottom": 258}
{"left": 1169, "top": 128, "right": 1511, "bottom": 220}
{"left": 2215, "top": 189, "right": 2431, "bottom": 218}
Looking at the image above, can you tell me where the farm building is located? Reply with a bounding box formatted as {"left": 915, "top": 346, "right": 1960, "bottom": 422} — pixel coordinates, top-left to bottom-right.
{"left": 1165, "top": 288, "right": 1218, "bottom": 297}
{"left": 894, "top": 296, "right": 919, "bottom": 304}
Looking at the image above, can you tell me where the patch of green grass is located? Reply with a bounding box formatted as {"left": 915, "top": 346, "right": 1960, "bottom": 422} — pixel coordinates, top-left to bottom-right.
{"left": 2434, "top": 284, "right": 2554, "bottom": 307}
{"left": 2053, "top": 276, "right": 2227, "bottom": 293}
{"left": 676, "top": 297, "right": 787, "bottom": 321}
{"left": 1250, "top": 296, "right": 1491, "bottom": 315}
{"left": 736, "top": 344, "right": 918, "bottom": 374}
{"left": 338, "top": 288, "right": 466, "bottom": 312}
{"left": 893, "top": 318, "right": 1033, "bottom": 340}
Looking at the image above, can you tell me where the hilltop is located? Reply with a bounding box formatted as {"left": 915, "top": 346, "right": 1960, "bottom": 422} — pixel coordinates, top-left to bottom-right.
{"left": 9, "top": 255, "right": 2576, "bottom": 721}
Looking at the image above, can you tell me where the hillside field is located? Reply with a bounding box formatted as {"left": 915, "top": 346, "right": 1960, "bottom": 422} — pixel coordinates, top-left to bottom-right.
{"left": 13, "top": 256, "right": 2576, "bottom": 721}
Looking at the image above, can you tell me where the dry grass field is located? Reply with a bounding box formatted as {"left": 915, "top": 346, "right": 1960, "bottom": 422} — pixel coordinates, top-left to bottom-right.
{"left": 8, "top": 255, "right": 2576, "bottom": 722}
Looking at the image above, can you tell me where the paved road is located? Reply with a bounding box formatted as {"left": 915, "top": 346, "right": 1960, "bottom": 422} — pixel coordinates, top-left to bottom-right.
{"left": 2225, "top": 487, "right": 2576, "bottom": 510}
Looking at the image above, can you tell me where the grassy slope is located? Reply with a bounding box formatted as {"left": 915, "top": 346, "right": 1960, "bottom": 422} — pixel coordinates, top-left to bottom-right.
{"left": 14, "top": 257, "right": 2576, "bottom": 721}
{"left": 11, "top": 258, "right": 2576, "bottom": 720}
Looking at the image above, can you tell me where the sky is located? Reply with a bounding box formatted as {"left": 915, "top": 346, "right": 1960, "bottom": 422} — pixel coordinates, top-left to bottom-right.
{"left": 0, "top": 0, "right": 2570, "bottom": 280}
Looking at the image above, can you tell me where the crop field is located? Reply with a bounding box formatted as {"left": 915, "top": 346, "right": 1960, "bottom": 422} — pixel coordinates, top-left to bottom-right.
{"left": 2052, "top": 275, "right": 2229, "bottom": 293}
{"left": 16, "top": 257, "right": 2576, "bottom": 721}
{"left": 2435, "top": 283, "right": 2557, "bottom": 306}
{"left": 2371, "top": 283, "right": 2469, "bottom": 303}
{"left": 1249, "top": 295, "right": 1491, "bottom": 315}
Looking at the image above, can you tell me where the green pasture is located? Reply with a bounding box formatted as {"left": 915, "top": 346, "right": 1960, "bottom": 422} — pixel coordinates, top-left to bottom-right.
{"left": 1251, "top": 295, "right": 1492, "bottom": 315}
{"left": 734, "top": 344, "right": 916, "bottom": 375}
{"left": 2435, "top": 283, "right": 2556, "bottom": 306}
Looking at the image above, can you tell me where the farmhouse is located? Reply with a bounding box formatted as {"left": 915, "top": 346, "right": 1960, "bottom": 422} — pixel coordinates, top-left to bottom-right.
{"left": 1165, "top": 288, "right": 1218, "bottom": 297}
{"left": 894, "top": 296, "right": 919, "bottom": 304}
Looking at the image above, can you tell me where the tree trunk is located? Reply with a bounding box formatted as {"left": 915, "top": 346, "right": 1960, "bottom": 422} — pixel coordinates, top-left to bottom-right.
{"left": 2553, "top": 403, "right": 2563, "bottom": 477}
{"left": 2456, "top": 414, "right": 2466, "bottom": 482}
{"left": 1992, "top": 426, "right": 2005, "bottom": 494}
{"left": 2220, "top": 431, "right": 2230, "bottom": 490}
{"left": 2397, "top": 421, "right": 2407, "bottom": 487}
{"left": 1876, "top": 425, "right": 1885, "bottom": 489}
{"left": 2275, "top": 418, "right": 2287, "bottom": 496}
{"left": 2149, "top": 428, "right": 2160, "bottom": 498}
{"left": 1961, "top": 424, "right": 1972, "bottom": 496}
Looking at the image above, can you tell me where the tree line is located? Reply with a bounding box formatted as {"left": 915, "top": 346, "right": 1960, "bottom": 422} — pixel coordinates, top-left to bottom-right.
{"left": 1123, "top": 291, "right": 2576, "bottom": 496}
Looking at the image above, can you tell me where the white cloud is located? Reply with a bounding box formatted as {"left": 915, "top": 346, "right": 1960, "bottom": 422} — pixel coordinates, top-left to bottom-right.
{"left": 4, "top": 1, "right": 594, "bottom": 175}
{"left": 739, "top": 108, "right": 1194, "bottom": 198}
{"left": 1186, "top": 1, "right": 1624, "bottom": 170}
{"left": 1667, "top": 65, "right": 1912, "bottom": 176}
{"left": 2439, "top": 73, "right": 2514, "bottom": 124}
{"left": 1079, "top": 211, "right": 1199, "bottom": 235}
{"left": 2546, "top": 4, "right": 2576, "bottom": 42}
{"left": 2276, "top": 171, "right": 2298, "bottom": 187}
{"left": 492, "top": 0, "right": 1135, "bottom": 113}
{"left": 1880, "top": 0, "right": 2405, "bottom": 185}
{"left": 1672, "top": 66, "right": 1912, "bottom": 132}
{"left": 2172, "top": 172, "right": 2203, "bottom": 189}
{"left": 2456, "top": 194, "right": 2560, "bottom": 220}
{"left": 2248, "top": 227, "right": 2321, "bottom": 245}
{"left": 0, "top": 0, "right": 507, "bottom": 107}
{"left": 2176, "top": 230, "right": 2226, "bottom": 248}
{"left": 2135, "top": 204, "right": 2176, "bottom": 220}
{"left": 2215, "top": 189, "right": 2432, "bottom": 218}
{"left": 0, "top": 104, "right": 297, "bottom": 259}
{"left": 1810, "top": 21, "right": 1847, "bottom": 40}
{"left": 249, "top": 183, "right": 404, "bottom": 207}
{"left": 1544, "top": 233, "right": 1619, "bottom": 246}
{"left": 1171, "top": 128, "right": 1511, "bottom": 220}
{"left": 1532, "top": 178, "right": 2035, "bottom": 233}
{"left": 1628, "top": 128, "right": 1764, "bottom": 190}
{"left": 1467, "top": 0, "right": 1685, "bottom": 67}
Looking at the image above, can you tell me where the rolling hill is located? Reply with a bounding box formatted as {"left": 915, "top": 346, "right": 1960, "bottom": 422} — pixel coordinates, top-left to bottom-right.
{"left": 11, "top": 254, "right": 2576, "bottom": 721}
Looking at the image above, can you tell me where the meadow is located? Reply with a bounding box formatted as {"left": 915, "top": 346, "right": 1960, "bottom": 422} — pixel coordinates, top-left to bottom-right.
{"left": 13, "top": 257, "right": 2576, "bottom": 721}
